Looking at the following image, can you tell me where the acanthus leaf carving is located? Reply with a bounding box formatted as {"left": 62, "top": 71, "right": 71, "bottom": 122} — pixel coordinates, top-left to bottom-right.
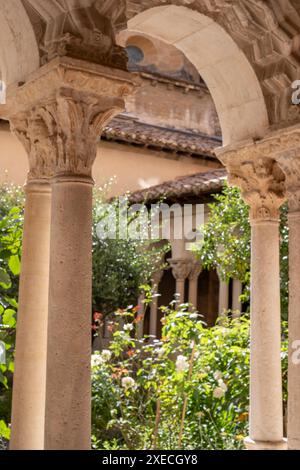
{"left": 6, "top": 58, "right": 138, "bottom": 181}
{"left": 168, "top": 258, "right": 192, "bottom": 280}
{"left": 219, "top": 150, "right": 286, "bottom": 222}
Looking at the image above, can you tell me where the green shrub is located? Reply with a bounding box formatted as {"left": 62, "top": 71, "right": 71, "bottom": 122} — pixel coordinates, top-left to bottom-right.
{"left": 195, "top": 183, "right": 289, "bottom": 318}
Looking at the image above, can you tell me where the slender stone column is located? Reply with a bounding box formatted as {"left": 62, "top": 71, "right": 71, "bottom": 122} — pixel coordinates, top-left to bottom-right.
{"left": 286, "top": 209, "right": 300, "bottom": 449}
{"left": 276, "top": 154, "right": 300, "bottom": 450}
{"left": 168, "top": 258, "right": 192, "bottom": 305}
{"left": 219, "top": 149, "right": 287, "bottom": 450}
{"left": 136, "top": 294, "right": 145, "bottom": 340}
{"left": 188, "top": 261, "right": 202, "bottom": 309}
{"left": 217, "top": 273, "right": 229, "bottom": 318}
{"left": 232, "top": 279, "right": 242, "bottom": 318}
{"left": 10, "top": 181, "right": 51, "bottom": 450}
{"left": 149, "top": 270, "right": 163, "bottom": 337}
{"left": 45, "top": 173, "right": 93, "bottom": 450}
{"left": 8, "top": 117, "right": 53, "bottom": 450}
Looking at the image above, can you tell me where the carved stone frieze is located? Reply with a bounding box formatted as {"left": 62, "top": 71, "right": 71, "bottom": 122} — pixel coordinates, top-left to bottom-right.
{"left": 21, "top": 0, "right": 128, "bottom": 69}
{"left": 125, "top": 0, "right": 300, "bottom": 128}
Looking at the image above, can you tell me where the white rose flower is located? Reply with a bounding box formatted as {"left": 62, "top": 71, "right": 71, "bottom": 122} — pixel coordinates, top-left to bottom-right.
{"left": 91, "top": 354, "right": 103, "bottom": 368}
{"left": 176, "top": 355, "right": 189, "bottom": 373}
{"left": 121, "top": 376, "right": 136, "bottom": 390}
{"left": 101, "top": 350, "right": 112, "bottom": 362}
{"left": 156, "top": 348, "right": 165, "bottom": 358}
{"left": 213, "top": 386, "right": 226, "bottom": 399}
{"left": 218, "top": 379, "right": 228, "bottom": 392}
{"left": 190, "top": 313, "right": 198, "bottom": 319}
{"left": 123, "top": 323, "right": 134, "bottom": 332}
{"left": 213, "top": 370, "right": 223, "bottom": 381}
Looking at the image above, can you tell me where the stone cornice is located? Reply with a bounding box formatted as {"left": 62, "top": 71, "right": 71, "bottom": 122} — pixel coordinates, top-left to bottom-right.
{"left": 1, "top": 57, "right": 139, "bottom": 119}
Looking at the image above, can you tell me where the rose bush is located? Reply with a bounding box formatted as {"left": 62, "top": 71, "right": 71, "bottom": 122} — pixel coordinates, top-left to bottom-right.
{"left": 91, "top": 304, "right": 288, "bottom": 450}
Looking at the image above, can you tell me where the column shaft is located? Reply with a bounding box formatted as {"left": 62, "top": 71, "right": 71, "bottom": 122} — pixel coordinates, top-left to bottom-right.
{"left": 175, "top": 279, "right": 185, "bottom": 303}
{"left": 10, "top": 181, "right": 51, "bottom": 450}
{"left": 232, "top": 279, "right": 242, "bottom": 318}
{"left": 44, "top": 177, "right": 93, "bottom": 450}
{"left": 246, "top": 220, "right": 284, "bottom": 448}
{"left": 188, "top": 278, "right": 198, "bottom": 309}
{"left": 287, "top": 212, "right": 300, "bottom": 449}
{"left": 149, "top": 294, "right": 159, "bottom": 337}
{"left": 218, "top": 279, "right": 229, "bottom": 316}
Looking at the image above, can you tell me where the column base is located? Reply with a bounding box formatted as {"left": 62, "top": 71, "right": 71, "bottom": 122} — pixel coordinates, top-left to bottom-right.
{"left": 244, "top": 437, "right": 287, "bottom": 450}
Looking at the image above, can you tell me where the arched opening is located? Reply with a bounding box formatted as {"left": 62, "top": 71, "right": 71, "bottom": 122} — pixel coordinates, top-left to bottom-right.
{"left": 121, "top": 4, "right": 269, "bottom": 146}
{"left": 0, "top": 0, "right": 39, "bottom": 87}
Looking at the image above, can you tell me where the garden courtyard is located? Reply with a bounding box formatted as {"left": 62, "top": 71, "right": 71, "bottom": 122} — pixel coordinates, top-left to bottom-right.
{"left": 0, "top": 0, "right": 300, "bottom": 452}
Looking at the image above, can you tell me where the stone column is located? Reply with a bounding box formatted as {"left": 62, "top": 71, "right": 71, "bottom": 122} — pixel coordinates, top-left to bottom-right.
{"left": 3, "top": 57, "right": 137, "bottom": 450}
{"left": 8, "top": 117, "right": 53, "bottom": 449}
{"left": 217, "top": 272, "right": 229, "bottom": 318}
{"left": 218, "top": 148, "right": 287, "bottom": 450}
{"left": 188, "top": 261, "right": 202, "bottom": 309}
{"left": 168, "top": 258, "right": 192, "bottom": 304}
{"left": 277, "top": 153, "right": 300, "bottom": 450}
{"left": 232, "top": 279, "right": 243, "bottom": 318}
{"left": 149, "top": 270, "right": 163, "bottom": 337}
{"left": 136, "top": 294, "right": 145, "bottom": 340}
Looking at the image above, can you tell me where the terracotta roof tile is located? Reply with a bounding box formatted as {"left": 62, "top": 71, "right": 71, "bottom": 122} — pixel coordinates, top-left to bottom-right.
{"left": 129, "top": 169, "right": 227, "bottom": 204}
{"left": 102, "top": 115, "right": 221, "bottom": 158}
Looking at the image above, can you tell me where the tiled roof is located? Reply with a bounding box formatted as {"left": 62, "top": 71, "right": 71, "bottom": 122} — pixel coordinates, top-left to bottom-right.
{"left": 102, "top": 115, "right": 221, "bottom": 158}
{"left": 129, "top": 169, "right": 227, "bottom": 204}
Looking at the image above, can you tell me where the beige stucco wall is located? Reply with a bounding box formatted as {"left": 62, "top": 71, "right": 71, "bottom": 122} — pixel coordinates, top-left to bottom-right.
{"left": 0, "top": 125, "right": 220, "bottom": 198}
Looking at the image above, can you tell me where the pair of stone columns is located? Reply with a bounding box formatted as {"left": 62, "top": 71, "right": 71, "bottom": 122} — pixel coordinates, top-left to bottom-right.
{"left": 218, "top": 275, "right": 242, "bottom": 318}
{"left": 168, "top": 258, "right": 202, "bottom": 307}
{"left": 4, "top": 57, "right": 136, "bottom": 450}
{"left": 148, "top": 259, "right": 202, "bottom": 338}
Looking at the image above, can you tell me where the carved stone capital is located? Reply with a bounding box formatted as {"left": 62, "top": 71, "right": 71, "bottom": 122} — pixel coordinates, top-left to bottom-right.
{"left": 4, "top": 57, "right": 139, "bottom": 180}
{"left": 168, "top": 258, "right": 192, "bottom": 281}
{"left": 217, "top": 137, "right": 287, "bottom": 222}
{"left": 10, "top": 114, "right": 55, "bottom": 182}
{"left": 188, "top": 261, "right": 202, "bottom": 281}
{"left": 152, "top": 270, "right": 164, "bottom": 286}
{"left": 276, "top": 150, "right": 300, "bottom": 213}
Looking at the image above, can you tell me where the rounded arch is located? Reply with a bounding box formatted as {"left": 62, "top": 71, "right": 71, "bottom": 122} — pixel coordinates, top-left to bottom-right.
{"left": 121, "top": 4, "right": 269, "bottom": 146}
{"left": 0, "top": 0, "right": 39, "bottom": 87}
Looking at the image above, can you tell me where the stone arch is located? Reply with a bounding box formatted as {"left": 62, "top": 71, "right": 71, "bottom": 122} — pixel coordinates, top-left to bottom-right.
{"left": 0, "top": 0, "right": 39, "bottom": 86}
{"left": 121, "top": 4, "right": 269, "bottom": 145}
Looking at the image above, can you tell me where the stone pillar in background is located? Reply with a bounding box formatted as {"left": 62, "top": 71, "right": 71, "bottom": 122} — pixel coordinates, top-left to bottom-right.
{"left": 136, "top": 293, "right": 145, "bottom": 340}
{"left": 168, "top": 258, "right": 192, "bottom": 304}
{"left": 277, "top": 150, "right": 300, "bottom": 450}
{"left": 232, "top": 279, "right": 243, "bottom": 318}
{"left": 218, "top": 146, "right": 287, "bottom": 450}
{"left": 149, "top": 270, "right": 164, "bottom": 337}
{"left": 217, "top": 271, "right": 229, "bottom": 319}
{"left": 3, "top": 57, "right": 137, "bottom": 450}
{"left": 9, "top": 116, "right": 53, "bottom": 449}
{"left": 188, "top": 261, "right": 202, "bottom": 310}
